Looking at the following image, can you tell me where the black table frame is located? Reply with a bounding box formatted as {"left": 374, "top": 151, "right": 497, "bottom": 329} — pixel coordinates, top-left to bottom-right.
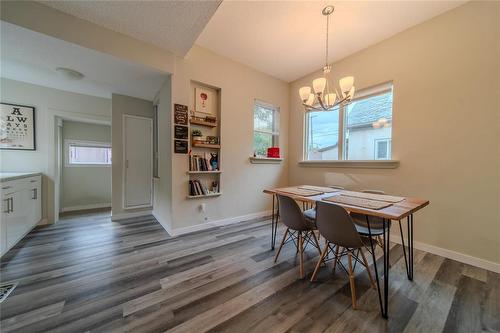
{"left": 269, "top": 193, "right": 415, "bottom": 319}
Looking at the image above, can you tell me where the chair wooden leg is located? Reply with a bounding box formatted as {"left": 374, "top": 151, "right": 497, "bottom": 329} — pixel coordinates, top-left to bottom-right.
{"left": 311, "top": 242, "right": 329, "bottom": 282}
{"left": 348, "top": 251, "right": 357, "bottom": 309}
{"left": 359, "top": 248, "right": 376, "bottom": 289}
{"left": 274, "top": 228, "right": 289, "bottom": 263}
{"left": 298, "top": 232, "right": 304, "bottom": 279}
{"left": 311, "top": 231, "right": 322, "bottom": 257}
{"left": 332, "top": 245, "right": 341, "bottom": 274}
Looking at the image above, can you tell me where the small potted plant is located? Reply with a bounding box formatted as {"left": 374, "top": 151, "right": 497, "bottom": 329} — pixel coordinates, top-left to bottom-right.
{"left": 192, "top": 129, "right": 204, "bottom": 143}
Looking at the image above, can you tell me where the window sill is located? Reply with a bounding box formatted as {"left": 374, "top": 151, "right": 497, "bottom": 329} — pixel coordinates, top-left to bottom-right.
{"left": 249, "top": 157, "right": 283, "bottom": 164}
{"left": 298, "top": 160, "right": 399, "bottom": 169}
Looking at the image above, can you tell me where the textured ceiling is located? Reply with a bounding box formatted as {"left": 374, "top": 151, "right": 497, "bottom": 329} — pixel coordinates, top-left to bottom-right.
{"left": 197, "top": 1, "right": 467, "bottom": 82}
{"left": 1, "top": 22, "right": 168, "bottom": 100}
{"left": 39, "top": 0, "right": 222, "bottom": 56}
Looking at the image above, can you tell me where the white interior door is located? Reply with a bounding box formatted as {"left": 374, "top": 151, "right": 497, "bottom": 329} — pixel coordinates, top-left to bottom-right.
{"left": 123, "top": 115, "right": 153, "bottom": 209}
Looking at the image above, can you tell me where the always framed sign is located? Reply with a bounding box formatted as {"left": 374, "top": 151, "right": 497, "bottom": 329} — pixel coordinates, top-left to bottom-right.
{"left": 0, "top": 103, "right": 36, "bottom": 150}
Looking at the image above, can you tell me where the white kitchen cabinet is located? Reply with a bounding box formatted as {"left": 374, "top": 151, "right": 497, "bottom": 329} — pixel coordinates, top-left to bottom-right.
{"left": 0, "top": 173, "right": 42, "bottom": 256}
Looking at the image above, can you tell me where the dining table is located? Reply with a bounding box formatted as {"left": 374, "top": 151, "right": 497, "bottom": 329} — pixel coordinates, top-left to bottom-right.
{"left": 263, "top": 185, "right": 429, "bottom": 319}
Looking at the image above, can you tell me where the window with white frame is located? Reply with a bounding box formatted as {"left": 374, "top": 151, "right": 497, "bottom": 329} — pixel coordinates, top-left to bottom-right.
{"left": 253, "top": 101, "right": 279, "bottom": 157}
{"left": 66, "top": 140, "right": 112, "bottom": 166}
{"left": 304, "top": 83, "right": 393, "bottom": 161}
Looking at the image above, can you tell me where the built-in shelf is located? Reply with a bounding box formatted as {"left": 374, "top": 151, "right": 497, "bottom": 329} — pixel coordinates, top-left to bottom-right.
{"left": 187, "top": 192, "right": 222, "bottom": 199}
{"left": 192, "top": 142, "right": 221, "bottom": 149}
{"left": 187, "top": 170, "right": 222, "bottom": 174}
{"left": 190, "top": 119, "right": 217, "bottom": 128}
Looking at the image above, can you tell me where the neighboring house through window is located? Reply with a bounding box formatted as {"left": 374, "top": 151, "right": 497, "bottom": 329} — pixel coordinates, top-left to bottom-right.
{"left": 305, "top": 83, "right": 393, "bottom": 161}
{"left": 253, "top": 100, "right": 279, "bottom": 157}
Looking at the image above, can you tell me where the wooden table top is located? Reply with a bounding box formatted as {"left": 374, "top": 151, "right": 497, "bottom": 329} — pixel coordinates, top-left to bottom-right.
{"left": 264, "top": 186, "right": 429, "bottom": 220}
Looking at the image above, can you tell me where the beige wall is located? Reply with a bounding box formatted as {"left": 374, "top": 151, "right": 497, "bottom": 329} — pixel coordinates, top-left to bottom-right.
{"left": 153, "top": 77, "right": 173, "bottom": 231}
{"left": 170, "top": 45, "right": 289, "bottom": 231}
{"left": 0, "top": 78, "right": 111, "bottom": 223}
{"left": 289, "top": 2, "right": 500, "bottom": 264}
{"left": 61, "top": 121, "right": 112, "bottom": 210}
{"left": 111, "top": 94, "right": 154, "bottom": 218}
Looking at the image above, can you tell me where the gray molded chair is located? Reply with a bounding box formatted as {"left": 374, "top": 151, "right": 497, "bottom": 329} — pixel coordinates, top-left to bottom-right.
{"left": 274, "top": 195, "right": 322, "bottom": 279}
{"left": 350, "top": 190, "right": 391, "bottom": 247}
{"left": 311, "top": 201, "right": 376, "bottom": 309}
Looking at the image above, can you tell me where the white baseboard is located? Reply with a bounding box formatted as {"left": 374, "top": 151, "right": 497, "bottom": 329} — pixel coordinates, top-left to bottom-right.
{"left": 169, "top": 210, "right": 272, "bottom": 237}
{"left": 111, "top": 210, "right": 152, "bottom": 221}
{"left": 391, "top": 233, "right": 500, "bottom": 274}
{"left": 60, "top": 203, "right": 111, "bottom": 212}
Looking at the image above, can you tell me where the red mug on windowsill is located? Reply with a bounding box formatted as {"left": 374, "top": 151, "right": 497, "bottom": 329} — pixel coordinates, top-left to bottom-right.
{"left": 267, "top": 147, "right": 280, "bottom": 158}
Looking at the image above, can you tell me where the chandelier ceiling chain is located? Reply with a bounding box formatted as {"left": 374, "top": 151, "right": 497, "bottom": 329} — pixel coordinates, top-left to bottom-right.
{"left": 299, "top": 5, "right": 355, "bottom": 112}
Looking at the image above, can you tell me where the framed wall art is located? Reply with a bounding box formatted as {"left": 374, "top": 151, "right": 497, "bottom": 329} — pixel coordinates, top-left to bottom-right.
{"left": 1, "top": 102, "right": 36, "bottom": 150}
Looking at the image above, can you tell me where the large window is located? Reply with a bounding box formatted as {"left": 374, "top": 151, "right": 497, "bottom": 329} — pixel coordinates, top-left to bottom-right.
{"left": 253, "top": 101, "right": 279, "bottom": 157}
{"left": 66, "top": 140, "right": 111, "bottom": 166}
{"left": 305, "top": 83, "right": 393, "bottom": 161}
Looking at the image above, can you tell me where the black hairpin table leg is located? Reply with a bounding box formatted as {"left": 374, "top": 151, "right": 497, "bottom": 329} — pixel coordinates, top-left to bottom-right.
{"left": 399, "top": 214, "right": 414, "bottom": 280}
{"left": 271, "top": 194, "right": 279, "bottom": 250}
{"left": 366, "top": 216, "right": 390, "bottom": 319}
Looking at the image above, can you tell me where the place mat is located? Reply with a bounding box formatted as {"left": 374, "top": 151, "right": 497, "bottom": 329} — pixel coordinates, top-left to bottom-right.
{"left": 298, "top": 185, "right": 340, "bottom": 193}
{"left": 323, "top": 195, "right": 393, "bottom": 210}
{"left": 339, "top": 190, "right": 405, "bottom": 203}
{"left": 275, "top": 187, "right": 324, "bottom": 197}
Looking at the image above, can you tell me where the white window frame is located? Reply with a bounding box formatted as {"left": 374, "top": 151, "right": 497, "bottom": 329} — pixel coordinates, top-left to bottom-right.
{"left": 253, "top": 100, "right": 280, "bottom": 157}
{"left": 303, "top": 82, "right": 393, "bottom": 162}
{"left": 374, "top": 138, "right": 391, "bottom": 160}
{"left": 65, "top": 139, "right": 112, "bottom": 167}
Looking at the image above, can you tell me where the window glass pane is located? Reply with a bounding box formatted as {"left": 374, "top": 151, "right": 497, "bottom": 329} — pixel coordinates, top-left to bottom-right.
{"left": 69, "top": 145, "right": 112, "bottom": 165}
{"left": 254, "top": 105, "right": 274, "bottom": 132}
{"left": 305, "top": 107, "right": 339, "bottom": 160}
{"left": 253, "top": 132, "right": 273, "bottom": 156}
{"left": 344, "top": 91, "right": 392, "bottom": 160}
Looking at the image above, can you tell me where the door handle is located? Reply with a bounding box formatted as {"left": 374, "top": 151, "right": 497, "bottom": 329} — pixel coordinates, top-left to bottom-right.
{"left": 10, "top": 197, "right": 14, "bottom": 213}
{"left": 32, "top": 188, "right": 37, "bottom": 200}
{"left": 3, "top": 198, "right": 9, "bottom": 213}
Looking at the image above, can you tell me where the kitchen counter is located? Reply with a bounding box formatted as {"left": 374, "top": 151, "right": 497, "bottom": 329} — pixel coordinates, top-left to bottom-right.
{"left": 0, "top": 172, "right": 43, "bottom": 182}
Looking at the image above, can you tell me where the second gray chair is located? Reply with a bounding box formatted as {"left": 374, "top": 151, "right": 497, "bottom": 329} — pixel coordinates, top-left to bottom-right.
{"left": 274, "top": 194, "right": 322, "bottom": 279}
{"left": 311, "top": 201, "right": 376, "bottom": 309}
{"left": 350, "top": 190, "right": 391, "bottom": 248}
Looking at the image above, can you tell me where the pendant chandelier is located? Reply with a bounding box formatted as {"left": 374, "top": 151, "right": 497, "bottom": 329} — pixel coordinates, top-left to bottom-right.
{"left": 299, "top": 6, "right": 355, "bottom": 111}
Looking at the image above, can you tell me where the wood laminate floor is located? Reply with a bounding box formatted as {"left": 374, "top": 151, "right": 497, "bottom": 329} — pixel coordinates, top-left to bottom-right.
{"left": 0, "top": 211, "right": 498, "bottom": 333}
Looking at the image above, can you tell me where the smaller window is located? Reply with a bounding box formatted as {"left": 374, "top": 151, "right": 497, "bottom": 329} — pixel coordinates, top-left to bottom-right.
{"left": 374, "top": 139, "right": 391, "bottom": 160}
{"left": 253, "top": 101, "right": 279, "bottom": 157}
{"left": 66, "top": 140, "right": 111, "bottom": 166}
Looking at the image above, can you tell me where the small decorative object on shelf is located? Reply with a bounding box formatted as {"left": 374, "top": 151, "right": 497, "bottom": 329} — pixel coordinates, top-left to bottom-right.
{"left": 267, "top": 147, "right": 280, "bottom": 158}
{"left": 211, "top": 181, "right": 219, "bottom": 193}
{"left": 210, "top": 153, "right": 219, "bottom": 171}
{"left": 206, "top": 136, "right": 219, "bottom": 145}
{"left": 191, "top": 129, "right": 204, "bottom": 143}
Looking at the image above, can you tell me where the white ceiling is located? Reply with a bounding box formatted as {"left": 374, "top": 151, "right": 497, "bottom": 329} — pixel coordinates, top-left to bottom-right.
{"left": 0, "top": 21, "right": 168, "bottom": 100}
{"left": 39, "top": 0, "right": 222, "bottom": 57}
{"left": 196, "top": 1, "right": 467, "bottom": 82}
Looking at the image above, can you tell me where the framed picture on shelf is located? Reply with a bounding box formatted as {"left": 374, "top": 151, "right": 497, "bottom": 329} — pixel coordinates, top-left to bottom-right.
{"left": 195, "top": 87, "right": 215, "bottom": 115}
{"left": 1, "top": 102, "right": 36, "bottom": 150}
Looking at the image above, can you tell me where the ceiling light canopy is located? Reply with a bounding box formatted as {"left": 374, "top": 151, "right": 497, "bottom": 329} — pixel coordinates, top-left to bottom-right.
{"left": 299, "top": 6, "right": 355, "bottom": 111}
{"left": 55, "top": 67, "right": 85, "bottom": 80}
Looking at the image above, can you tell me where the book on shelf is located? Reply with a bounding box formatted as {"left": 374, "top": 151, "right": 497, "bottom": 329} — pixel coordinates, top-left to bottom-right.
{"left": 189, "top": 152, "right": 218, "bottom": 171}
{"left": 189, "top": 179, "right": 218, "bottom": 196}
